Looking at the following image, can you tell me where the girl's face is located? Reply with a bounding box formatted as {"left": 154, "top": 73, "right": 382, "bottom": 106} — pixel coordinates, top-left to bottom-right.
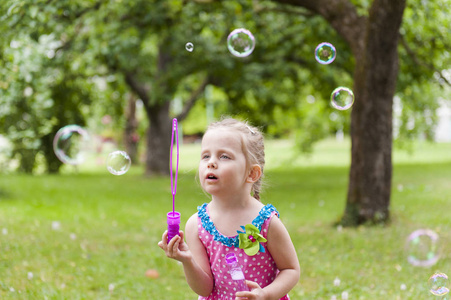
{"left": 199, "top": 128, "right": 249, "bottom": 197}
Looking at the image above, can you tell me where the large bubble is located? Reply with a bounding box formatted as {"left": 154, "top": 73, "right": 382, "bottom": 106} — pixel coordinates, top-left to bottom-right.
{"left": 227, "top": 28, "right": 255, "bottom": 57}
{"left": 53, "top": 125, "right": 90, "bottom": 165}
{"left": 330, "top": 87, "right": 354, "bottom": 110}
{"left": 106, "top": 151, "right": 131, "bottom": 175}
{"left": 405, "top": 229, "right": 440, "bottom": 267}
{"left": 315, "top": 42, "right": 336, "bottom": 64}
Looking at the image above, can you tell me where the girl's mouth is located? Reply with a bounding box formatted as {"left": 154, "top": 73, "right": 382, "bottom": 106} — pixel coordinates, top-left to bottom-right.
{"left": 206, "top": 173, "right": 218, "bottom": 180}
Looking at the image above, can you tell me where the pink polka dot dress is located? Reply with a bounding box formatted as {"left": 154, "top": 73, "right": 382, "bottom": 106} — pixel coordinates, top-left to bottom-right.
{"left": 197, "top": 203, "right": 290, "bottom": 300}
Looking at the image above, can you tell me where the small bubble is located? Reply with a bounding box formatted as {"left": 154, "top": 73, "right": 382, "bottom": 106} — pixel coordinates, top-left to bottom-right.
{"left": 109, "top": 283, "right": 115, "bottom": 292}
{"left": 27, "top": 272, "right": 33, "bottom": 280}
{"left": 333, "top": 277, "right": 341, "bottom": 286}
{"left": 400, "top": 283, "right": 407, "bottom": 290}
{"left": 185, "top": 42, "right": 194, "bottom": 52}
{"left": 429, "top": 272, "right": 449, "bottom": 296}
{"left": 315, "top": 42, "right": 336, "bottom": 64}
{"left": 330, "top": 87, "right": 354, "bottom": 110}
{"left": 106, "top": 151, "right": 131, "bottom": 175}
{"left": 2, "top": 228, "right": 8, "bottom": 235}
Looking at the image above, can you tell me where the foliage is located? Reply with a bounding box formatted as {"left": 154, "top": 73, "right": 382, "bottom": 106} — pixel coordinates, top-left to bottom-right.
{"left": 395, "top": 0, "right": 451, "bottom": 146}
{"left": 0, "top": 0, "right": 449, "bottom": 173}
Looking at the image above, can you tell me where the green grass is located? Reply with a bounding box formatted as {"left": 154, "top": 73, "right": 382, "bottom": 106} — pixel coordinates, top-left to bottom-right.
{"left": 1, "top": 138, "right": 451, "bottom": 299}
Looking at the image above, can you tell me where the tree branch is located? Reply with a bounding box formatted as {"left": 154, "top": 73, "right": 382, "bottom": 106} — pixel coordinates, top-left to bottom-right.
{"left": 253, "top": 3, "right": 315, "bottom": 17}
{"left": 124, "top": 72, "right": 151, "bottom": 107}
{"left": 176, "top": 76, "right": 210, "bottom": 122}
{"left": 399, "top": 34, "right": 451, "bottom": 87}
{"left": 270, "top": 0, "right": 366, "bottom": 57}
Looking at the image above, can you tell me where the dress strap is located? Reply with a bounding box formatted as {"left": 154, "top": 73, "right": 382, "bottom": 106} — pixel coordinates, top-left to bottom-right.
{"left": 261, "top": 211, "right": 279, "bottom": 239}
{"left": 197, "top": 203, "right": 280, "bottom": 247}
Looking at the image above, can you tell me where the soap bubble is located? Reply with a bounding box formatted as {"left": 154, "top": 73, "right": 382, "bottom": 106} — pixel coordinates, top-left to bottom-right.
{"left": 185, "top": 42, "right": 194, "bottom": 52}
{"left": 405, "top": 229, "right": 440, "bottom": 267}
{"left": 330, "top": 87, "right": 354, "bottom": 110}
{"left": 106, "top": 151, "right": 131, "bottom": 175}
{"left": 227, "top": 28, "right": 255, "bottom": 57}
{"left": 53, "top": 125, "right": 90, "bottom": 165}
{"left": 315, "top": 42, "right": 336, "bottom": 64}
{"left": 429, "top": 272, "right": 449, "bottom": 296}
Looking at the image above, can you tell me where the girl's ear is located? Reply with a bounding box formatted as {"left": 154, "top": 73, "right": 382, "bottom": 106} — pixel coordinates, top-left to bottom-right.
{"left": 246, "top": 165, "right": 262, "bottom": 183}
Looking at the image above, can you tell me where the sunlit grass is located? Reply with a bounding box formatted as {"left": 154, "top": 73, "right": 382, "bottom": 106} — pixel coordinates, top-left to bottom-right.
{"left": 1, "top": 138, "right": 450, "bottom": 299}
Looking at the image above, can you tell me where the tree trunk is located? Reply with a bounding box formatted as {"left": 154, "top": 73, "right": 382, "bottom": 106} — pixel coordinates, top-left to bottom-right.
{"left": 144, "top": 101, "right": 171, "bottom": 176}
{"left": 124, "top": 93, "right": 139, "bottom": 164}
{"left": 42, "top": 131, "right": 63, "bottom": 173}
{"left": 343, "top": 0, "right": 406, "bottom": 225}
{"left": 271, "top": 0, "right": 406, "bottom": 225}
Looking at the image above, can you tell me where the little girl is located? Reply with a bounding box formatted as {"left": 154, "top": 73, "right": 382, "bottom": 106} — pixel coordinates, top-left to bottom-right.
{"left": 159, "top": 118, "right": 300, "bottom": 300}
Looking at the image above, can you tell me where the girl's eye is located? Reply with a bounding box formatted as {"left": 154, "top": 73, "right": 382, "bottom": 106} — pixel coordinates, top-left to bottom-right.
{"left": 202, "top": 154, "right": 210, "bottom": 159}
{"left": 220, "top": 154, "right": 230, "bottom": 159}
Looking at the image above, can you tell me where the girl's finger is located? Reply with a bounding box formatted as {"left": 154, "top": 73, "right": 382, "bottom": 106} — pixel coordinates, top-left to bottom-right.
{"left": 161, "top": 231, "right": 168, "bottom": 244}
{"left": 158, "top": 231, "right": 169, "bottom": 250}
{"left": 172, "top": 235, "right": 181, "bottom": 253}
{"left": 245, "top": 280, "right": 261, "bottom": 290}
{"left": 167, "top": 235, "right": 179, "bottom": 256}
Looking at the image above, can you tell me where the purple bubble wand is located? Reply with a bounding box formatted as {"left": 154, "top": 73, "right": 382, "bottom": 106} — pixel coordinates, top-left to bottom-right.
{"left": 167, "top": 118, "right": 181, "bottom": 242}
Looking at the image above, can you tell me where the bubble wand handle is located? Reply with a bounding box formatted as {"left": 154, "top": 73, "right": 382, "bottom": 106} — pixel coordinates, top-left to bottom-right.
{"left": 170, "top": 118, "right": 179, "bottom": 212}
{"left": 167, "top": 118, "right": 180, "bottom": 242}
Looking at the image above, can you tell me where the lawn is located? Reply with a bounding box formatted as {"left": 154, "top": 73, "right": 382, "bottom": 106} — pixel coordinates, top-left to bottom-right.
{"left": 1, "top": 138, "right": 451, "bottom": 299}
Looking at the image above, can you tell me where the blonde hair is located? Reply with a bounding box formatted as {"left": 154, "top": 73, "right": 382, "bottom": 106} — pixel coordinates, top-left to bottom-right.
{"left": 206, "top": 117, "right": 265, "bottom": 201}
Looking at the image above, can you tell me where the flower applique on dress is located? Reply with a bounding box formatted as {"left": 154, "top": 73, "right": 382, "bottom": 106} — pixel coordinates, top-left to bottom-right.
{"left": 237, "top": 224, "right": 267, "bottom": 256}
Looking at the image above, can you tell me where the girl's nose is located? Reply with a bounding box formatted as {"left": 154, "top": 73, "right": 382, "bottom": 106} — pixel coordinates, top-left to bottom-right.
{"left": 208, "top": 161, "right": 217, "bottom": 169}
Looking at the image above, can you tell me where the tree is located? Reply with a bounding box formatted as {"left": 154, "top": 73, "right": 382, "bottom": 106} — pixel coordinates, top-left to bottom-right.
{"left": 1, "top": 0, "right": 448, "bottom": 213}
{"left": 1, "top": 0, "right": 326, "bottom": 175}
{"left": 271, "top": 0, "right": 450, "bottom": 225}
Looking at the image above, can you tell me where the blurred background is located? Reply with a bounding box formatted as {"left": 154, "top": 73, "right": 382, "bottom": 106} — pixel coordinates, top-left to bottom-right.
{"left": 0, "top": 0, "right": 450, "bottom": 299}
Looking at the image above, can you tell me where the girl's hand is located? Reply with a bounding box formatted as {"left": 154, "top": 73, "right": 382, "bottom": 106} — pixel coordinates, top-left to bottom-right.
{"left": 235, "top": 281, "right": 269, "bottom": 300}
{"left": 158, "top": 230, "right": 191, "bottom": 263}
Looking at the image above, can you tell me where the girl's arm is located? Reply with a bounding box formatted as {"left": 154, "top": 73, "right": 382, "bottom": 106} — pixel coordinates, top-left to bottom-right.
{"left": 159, "top": 213, "right": 214, "bottom": 296}
{"left": 236, "top": 216, "right": 301, "bottom": 300}
{"left": 181, "top": 213, "right": 214, "bottom": 296}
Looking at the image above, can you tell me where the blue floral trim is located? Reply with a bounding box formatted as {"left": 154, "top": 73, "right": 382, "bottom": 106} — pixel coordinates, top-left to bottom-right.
{"left": 197, "top": 203, "right": 279, "bottom": 248}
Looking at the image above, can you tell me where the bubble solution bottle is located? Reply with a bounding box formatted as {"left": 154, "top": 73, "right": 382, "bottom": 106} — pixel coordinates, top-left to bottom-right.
{"left": 225, "top": 253, "right": 249, "bottom": 292}
{"left": 167, "top": 211, "right": 181, "bottom": 242}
